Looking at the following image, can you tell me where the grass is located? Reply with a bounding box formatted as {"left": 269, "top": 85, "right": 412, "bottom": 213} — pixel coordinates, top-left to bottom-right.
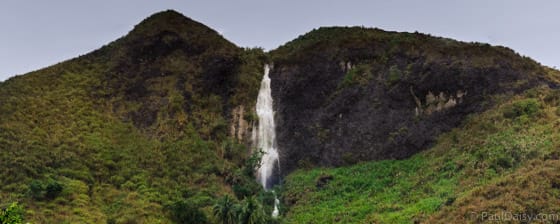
{"left": 283, "top": 151, "right": 456, "bottom": 223}
{"left": 282, "top": 87, "right": 560, "bottom": 223}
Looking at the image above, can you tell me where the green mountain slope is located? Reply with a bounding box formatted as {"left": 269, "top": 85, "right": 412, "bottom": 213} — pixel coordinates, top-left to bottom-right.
{"left": 281, "top": 80, "right": 560, "bottom": 223}
{"left": 0, "top": 10, "right": 267, "bottom": 223}
{"left": 2, "top": 10, "right": 560, "bottom": 224}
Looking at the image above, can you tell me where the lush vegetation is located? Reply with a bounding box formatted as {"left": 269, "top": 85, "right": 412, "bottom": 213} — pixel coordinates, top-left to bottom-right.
{"left": 2, "top": 10, "right": 560, "bottom": 224}
{"left": 281, "top": 86, "right": 560, "bottom": 223}
{"left": 0, "top": 10, "right": 271, "bottom": 223}
{"left": 0, "top": 202, "right": 24, "bottom": 224}
{"left": 213, "top": 195, "right": 271, "bottom": 224}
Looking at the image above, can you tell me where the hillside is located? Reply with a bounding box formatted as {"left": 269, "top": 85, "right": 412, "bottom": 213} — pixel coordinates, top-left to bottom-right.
{"left": 281, "top": 84, "right": 560, "bottom": 223}
{"left": 269, "top": 27, "right": 557, "bottom": 174}
{"left": 270, "top": 28, "right": 560, "bottom": 223}
{"left": 0, "top": 10, "right": 269, "bottom": 223}
{"left": 1, "top": 10, "right": 560, "bottom": 224}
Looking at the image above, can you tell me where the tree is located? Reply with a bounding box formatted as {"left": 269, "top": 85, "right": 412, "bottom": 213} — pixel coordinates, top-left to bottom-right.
{"left": 28, "top": 180, "right": 44, "bottom": 200}
{"left": 169, "top": 200, "right": 208, "bottom": 224}
{"left": 213, "top": 195, "right": 236, "bottom": 224}
{"left": 244, "top": 149, "right": 264, "bottom": 177}
{"left": 236, "top": 196, "right": 266, "bottom": 224}
{"left": 45, "top": 180, "right": 63, "bottom": 199}
{"left": 0, "top": 202, "right": 24, "bottom": 224}
{"left": 27, "top": 179, "right": 63, "bottom": 201}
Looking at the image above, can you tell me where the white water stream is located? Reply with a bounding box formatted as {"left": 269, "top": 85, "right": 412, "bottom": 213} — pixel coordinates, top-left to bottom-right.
{"left": 254, "top": 64, "right": 280, "bottom": 218}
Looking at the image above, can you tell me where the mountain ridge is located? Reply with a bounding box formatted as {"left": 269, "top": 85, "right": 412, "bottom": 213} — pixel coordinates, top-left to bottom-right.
{"left": 268, "top": 25, "right": 557, "bottom": 174}
{"left": 1, "top": 10, "right": 559, "bottom": 223}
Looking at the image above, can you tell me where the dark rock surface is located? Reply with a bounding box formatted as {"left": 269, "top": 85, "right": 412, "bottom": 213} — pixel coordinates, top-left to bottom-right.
{"left": 269, "top": 27, "right": 555, "bottom": 174}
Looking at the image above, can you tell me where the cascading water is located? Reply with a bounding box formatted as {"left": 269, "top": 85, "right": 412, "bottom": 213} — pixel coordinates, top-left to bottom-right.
{"left": 254, "top": 64, "right": 280, "bottom": 217}
{"left": 272, "top": 195, "right": 280, "bottom": 217}
{"left": 255, "top": 64, "right": 280, "bottom": 188}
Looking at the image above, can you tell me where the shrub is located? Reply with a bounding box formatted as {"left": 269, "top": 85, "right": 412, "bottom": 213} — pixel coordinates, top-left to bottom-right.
{"left": 45, "top": 180, "right": 63, "bottom": 200}
{"left": 502, "top": 99, "right": 541, "bottom": 118}
{"left": 244, "top": 149, "right": 264, "bottom": 177}
{"left": 233, "top": 184, "right": 252, "bottom": 200}
{"left": 169, "top": 200, "right": 208, "bottom": 224}
{"left": 27, "top": 179, "right": 63, "bottom": 201}
{"left": 28, "top": 180, "right": 45, "bottom": 200}
{"left": 0, "top": 202, "right": 24, "bottom": 224}
{"left": 232, "top": 178, "right": 260, "bottom": 200}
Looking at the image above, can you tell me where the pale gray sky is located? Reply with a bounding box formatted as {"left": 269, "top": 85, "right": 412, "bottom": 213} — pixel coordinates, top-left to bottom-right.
{"left": 0, "top": 0, "right": 558, "bottom": 81}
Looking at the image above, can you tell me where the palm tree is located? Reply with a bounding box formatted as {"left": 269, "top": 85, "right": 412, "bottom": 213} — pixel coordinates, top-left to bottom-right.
{"left": 237, "top": 196, "right": 266, "bottom": 224}
{"left": 213, "top": 194, "right": 237, "bottom": 224}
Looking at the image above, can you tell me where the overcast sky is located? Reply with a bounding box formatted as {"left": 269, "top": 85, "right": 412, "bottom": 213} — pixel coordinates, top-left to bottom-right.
{"left": 0, "top": 0, "right": 558, "bottom": 81}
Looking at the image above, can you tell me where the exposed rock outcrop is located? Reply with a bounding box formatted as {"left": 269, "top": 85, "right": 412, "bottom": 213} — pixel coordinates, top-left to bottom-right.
{"left": 230, "top": 105, "right": 252, "bottom": 142}
{"left": 269, "top": 27, "right": 556, "bottom": 174}
{"left": 412, "top": 89, "right": 467, "bottom": 116}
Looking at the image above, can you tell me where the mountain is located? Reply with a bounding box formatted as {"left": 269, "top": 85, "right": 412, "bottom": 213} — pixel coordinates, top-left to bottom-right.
{"left": 1, "top": 10, "right": 560, "bottom": 224}
{"left": 0, "top": 10, "right": 269, "bottom": 223}
{"left": 269, "top": 27, "right": 557, "bottom": 174}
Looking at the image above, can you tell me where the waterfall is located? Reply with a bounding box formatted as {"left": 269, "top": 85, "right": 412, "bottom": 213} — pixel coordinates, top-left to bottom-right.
{"left": 254, "top": 64, "right": 280, "bottom": 218}
{"left": 272, "top": 195, "right": 280, "bottom": 217}
{"left": 255, "top": 64, "right": 280, "bottom": 189}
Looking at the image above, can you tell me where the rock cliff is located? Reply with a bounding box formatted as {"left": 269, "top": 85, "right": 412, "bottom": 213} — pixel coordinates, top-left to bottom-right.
{"left": 269, "top": 27, "right": 556, "bottom": 173}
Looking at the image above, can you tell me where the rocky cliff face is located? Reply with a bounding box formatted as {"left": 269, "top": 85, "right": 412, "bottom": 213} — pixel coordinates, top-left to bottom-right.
{"left": 269, "top": 27, "right": 556, "bottom": 174}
